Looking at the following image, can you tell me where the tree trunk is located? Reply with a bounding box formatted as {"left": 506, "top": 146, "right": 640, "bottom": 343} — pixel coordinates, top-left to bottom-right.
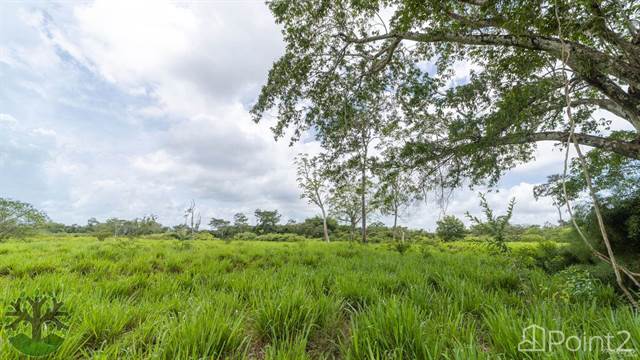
{"left": 320, "top": 206, "right": 329, "bottom": 242}
{"left": 556, "top": 205, "right": 564, "bottom": 224}
{"left": 350, "top": 220, "right": 356, "bottom": 242}
{"left": 361, "top": 158, "right": 367, "bottom": 244}
{"left": 392, "top": 208, "right": 398, "bottom": 241}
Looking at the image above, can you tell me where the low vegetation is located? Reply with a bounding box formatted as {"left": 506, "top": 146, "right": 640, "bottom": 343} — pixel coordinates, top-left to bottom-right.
{"left": 0, "top": 235, "right": 637, "bottom": 359}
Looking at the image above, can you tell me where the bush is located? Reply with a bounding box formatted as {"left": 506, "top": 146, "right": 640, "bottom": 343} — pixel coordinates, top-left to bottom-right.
{"left": 194, "top": 232, "right": 215, "bottom": 241}
{"left": 388, "top": 241, "right": 411, "bottom": 255}
{"left": 233, "top": 232, "right": 258, "bottom": 241}
{"left": 256, "top": 233, "right": 306, "bottom": 242}
{"left": 518, "top": 234, "right": 545, "bottom": 242}
{"left": 554, "top": 267, "right": 603, "bottom": 303}
{"left": 94, "top": 231, "right": 111, "bottom": 241}
{"left": 463, "top": 235, "right": 491, "bottom": 243}
{"left": 436, "top": 216, "right": 466, "bottom": 242}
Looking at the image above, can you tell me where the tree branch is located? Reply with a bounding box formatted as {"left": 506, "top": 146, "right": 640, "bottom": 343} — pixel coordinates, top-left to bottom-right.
{"left": 342, "top": 31, "right": 640, "bottom": 121}
{"left": 497, "top": 131, "right": 640, "bottom": 159}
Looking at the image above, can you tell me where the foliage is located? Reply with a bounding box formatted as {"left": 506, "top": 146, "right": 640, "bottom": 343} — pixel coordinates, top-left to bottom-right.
{"left": 389, "top": 240, "right": 412, "bottom": 255}
{"left": 254, "top": 209, "right": 282, "bottom": 234}
{"left": 0, "top": 198, "right": 48, "bottom": 241}
{"left": 466, "top": 194, "right": 515, "bottom": 253}
{"left": 373, "top": 167, "right": 417, "bottom": 239}
{"left": 233, "top": 232, "right": 257, "bottom": 241}
{"left": 295, "top": 154, "right": 332, "bottom": 242}
{"left": 233, "top": 213, "right": 249, "bottom": 227}
{"left": 435, "top": 215, "right": 465, "bottom": 242}
{"left": 253, "top": 233, "right": 307, "bottom": 242}
{"left": 554, "top": 267, "right": 602, "bottom": 303}
{"left": 575, "top": 189, "right": 640, "bottom": 253}
{"left": 329, "top": 173, "right": 363, "bottom": 242}
{"left": 252, "top": 0, "right": 640, "bottom": 197}
{"left": 94, "top": 231, "right": 111, "bottom": 242}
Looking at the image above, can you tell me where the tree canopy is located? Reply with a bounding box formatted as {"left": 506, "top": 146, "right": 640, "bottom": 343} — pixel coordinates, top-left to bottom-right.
{"left": 252, "top": 0, "right": 640, "bottom": 189}
{"left": 0, "top": 198, "right": 48, "bottom": 240}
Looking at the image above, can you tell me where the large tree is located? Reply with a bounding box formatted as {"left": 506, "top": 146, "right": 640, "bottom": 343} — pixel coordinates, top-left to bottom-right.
{"left": 252, "top": 0, "right": 640, "bottom": 189}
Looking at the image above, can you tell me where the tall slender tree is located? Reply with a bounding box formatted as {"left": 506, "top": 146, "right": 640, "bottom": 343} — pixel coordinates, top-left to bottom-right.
{"left": 295, "top": 154, "right": 332, "bottom": 242}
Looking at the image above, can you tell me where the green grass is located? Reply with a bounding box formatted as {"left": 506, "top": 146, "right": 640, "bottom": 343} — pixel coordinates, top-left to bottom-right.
{"left": 0, "top": 236, "right": 636, "bottom": 359}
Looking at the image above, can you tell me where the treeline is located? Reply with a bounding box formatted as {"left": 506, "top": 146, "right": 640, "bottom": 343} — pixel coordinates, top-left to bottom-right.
{"left": 44, "top": 215, "right": 166, "bottom": 239}
{"left": 41, "top": 207, "right": 431, "bottom": 243}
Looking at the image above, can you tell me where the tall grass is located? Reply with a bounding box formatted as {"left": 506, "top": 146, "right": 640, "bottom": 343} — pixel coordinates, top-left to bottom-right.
{"left": 0, "top": 235, "right": 635, "bottom": 359}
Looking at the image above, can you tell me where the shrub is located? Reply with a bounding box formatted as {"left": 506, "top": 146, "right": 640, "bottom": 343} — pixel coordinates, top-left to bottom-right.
{"left": 466, "top": 193, "right": 515, "bottom": 253}
{"left": 435, "top": 216, "right": 465, "bottom": 242}
{"left": 388, "top": 241, "right": 411, "bottom": 255}
{"left": 94, "top": 231, "right": 111, "bottom": 241}
{"left": 256, "top": 233, "right": 307, "bottom": 242}
{"left": 518, "top": 234, "right": 545, "bottom": 242}
{"left": 194, "top": 232, "right": 215, "bottom": 241}
{"left": 233, "top": 232, "right": 257, "bottom": 241}
{"left": 554, "top": 267, "right": 602, "bottom": 303}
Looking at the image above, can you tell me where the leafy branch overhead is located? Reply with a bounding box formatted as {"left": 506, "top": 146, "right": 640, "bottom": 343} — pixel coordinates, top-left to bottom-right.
{"left": 252, "top": 0, "right": 640, "bottom": 189}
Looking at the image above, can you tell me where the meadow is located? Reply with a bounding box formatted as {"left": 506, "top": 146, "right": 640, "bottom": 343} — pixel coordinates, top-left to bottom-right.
{"left": 0, "top": 236, "right": 637, "bottom": 359}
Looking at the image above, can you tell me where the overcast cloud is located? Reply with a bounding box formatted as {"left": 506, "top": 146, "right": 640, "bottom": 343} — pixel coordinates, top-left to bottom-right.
{"left": 1, "top": 1, "right": 572, "bottom": 229}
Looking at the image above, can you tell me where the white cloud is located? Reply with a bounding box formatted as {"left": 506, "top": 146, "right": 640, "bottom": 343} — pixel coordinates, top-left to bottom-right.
{"left": 0, "top": 113, "right": 18, "bottom": 126}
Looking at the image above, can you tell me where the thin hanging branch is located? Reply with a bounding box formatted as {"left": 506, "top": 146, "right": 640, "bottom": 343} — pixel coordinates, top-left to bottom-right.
{"left": 555, "top": 1, "right": 639, "bottom": 308}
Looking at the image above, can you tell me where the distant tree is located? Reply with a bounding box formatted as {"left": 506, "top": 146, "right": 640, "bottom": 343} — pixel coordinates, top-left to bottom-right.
{"left": 254, "top": 209, "right": 281, "bottom": 234}
{"left": 171, "top": 224, "right": 191, "bottom": 241}
{"left": 0, "top": 198, "right": 48, "bottom": 240}
{"left": 466, "top": 193, "right": 516, "bottom": 253}
{"left": 374, "top": 167, "right": 416, "bottom": 241}
{"left": 327, "top": 100, "right": 390, "bottom": 244}
{"left": 233, "top": 213, "right": 249, "bottom": 227}
{"left": 329, "top": 176, "right": 363, "bottom": 242}
{"left": 104, "top": 218, "right": 126, "bottom": 237}
{"left": 86, "top": 217, "right": 99, "bottom": 231}
{"left": 436, "top": 215, "right": 466, "bottom": 242}
{"left": 137, "top": 215, "right": 164, "bottom": 234}
{"left": 209, "top": 217, "right": 231, "bottom": 238}
{"left": 295, "top": 153, "right": 332, "bottom": 242}
{"left": 297, "top": 216, "right": 338, "bottom": 239}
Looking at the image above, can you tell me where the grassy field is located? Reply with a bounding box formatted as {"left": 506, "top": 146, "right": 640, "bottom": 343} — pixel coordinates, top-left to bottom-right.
{"left": 0, "top": 236, "right": 637, "bottom": 359}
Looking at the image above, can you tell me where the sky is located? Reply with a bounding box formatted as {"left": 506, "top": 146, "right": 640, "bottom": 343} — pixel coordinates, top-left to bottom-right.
{"left": 0, "top": 0, "right": 585, "bottom": 230}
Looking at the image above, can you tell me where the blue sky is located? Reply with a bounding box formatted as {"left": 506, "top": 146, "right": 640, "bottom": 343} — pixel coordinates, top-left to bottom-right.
{"left": 0, "top": 1, "right": 578, "bottom": 229}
